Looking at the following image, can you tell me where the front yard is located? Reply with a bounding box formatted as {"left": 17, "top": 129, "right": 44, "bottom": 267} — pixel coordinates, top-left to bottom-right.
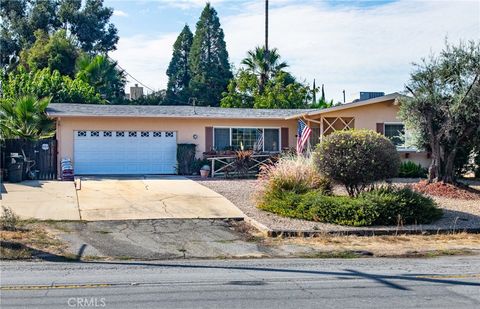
{"left": 196, "top": 178, "right": 480, "bottom": 234}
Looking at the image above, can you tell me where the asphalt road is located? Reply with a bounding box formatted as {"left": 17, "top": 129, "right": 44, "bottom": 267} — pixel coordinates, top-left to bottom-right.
{"left": 1, "top": 256, "right": 480, "bottom": 309}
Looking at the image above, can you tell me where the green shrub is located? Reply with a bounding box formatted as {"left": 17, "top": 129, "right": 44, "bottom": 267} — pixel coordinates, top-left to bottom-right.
{"left": 359, "top": 186, "right": 442, "bottom": 225}
{"left": 257, "top": 155, "right": 332, "bottom": 198}
{"left": 257, "top": 186, "right": 442, "bottom": 227}
{"left": 313, "top": 129, "right": 400, "bottom": 196}
{"left": 301, "top": 193, "right": 378, "bottom": 226}
{"left": 398, "top": 161, "right": 427, "bottom": 178}
{"left": 258, "top": 190, "right": 311, "bottom": 219}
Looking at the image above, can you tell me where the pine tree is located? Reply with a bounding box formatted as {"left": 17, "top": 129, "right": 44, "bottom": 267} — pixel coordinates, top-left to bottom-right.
{"left": 189, "top": 4, "right": 232, "bottom": 106}
{"left": 166, "top": 25, "right": 193, "bottom": 105}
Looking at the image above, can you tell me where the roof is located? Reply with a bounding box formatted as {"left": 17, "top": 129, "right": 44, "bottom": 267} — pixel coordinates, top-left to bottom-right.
{"left": 46, "top": 103, "right": 316, "bottom": 120}
{"left": 286, "top": 92, "right": 404, "bottom": 119}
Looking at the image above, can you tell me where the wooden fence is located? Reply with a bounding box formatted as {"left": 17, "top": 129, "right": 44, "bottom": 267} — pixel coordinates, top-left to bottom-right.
{"left": 206, "top": 154, "right": 273, "bottom": 178}
{"left": 1, "top": 138, "right": 57, "bottom": 180}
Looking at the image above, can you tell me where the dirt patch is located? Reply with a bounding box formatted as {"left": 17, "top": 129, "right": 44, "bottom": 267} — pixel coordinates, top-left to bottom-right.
{"left": 0, "top": 222, "right": 71, "bottom": 260}
{"left": 271, "top": 232, "right": 480, "bottom": 258}
{"left": 411, "top": 180, "right": 480, "bottom": 200}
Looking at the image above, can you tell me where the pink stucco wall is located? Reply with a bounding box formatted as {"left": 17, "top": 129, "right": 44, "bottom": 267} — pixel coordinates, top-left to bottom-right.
{"left": 55, "top": 116, "right": 298, "bottom": 172}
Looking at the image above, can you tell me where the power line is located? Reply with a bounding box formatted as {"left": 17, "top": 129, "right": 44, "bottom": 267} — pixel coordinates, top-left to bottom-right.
{"left": 107, "top": 55, "right": 156, "bottom": 93}
{"left": 106, "top": 55, "right": 202, "bottom": 106}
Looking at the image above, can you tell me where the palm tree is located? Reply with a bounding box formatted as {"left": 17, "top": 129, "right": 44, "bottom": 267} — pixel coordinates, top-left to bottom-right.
{"left": 0, "top": 96, "right": 55, "bottom": 140}
{"left": 241, "top": 46, "right": 288, "bottom": 93}
{"left": 76, "top": 54, "right": 126, "bottom": 103}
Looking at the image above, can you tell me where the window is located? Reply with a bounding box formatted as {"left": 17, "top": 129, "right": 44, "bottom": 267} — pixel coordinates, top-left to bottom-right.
{"left": 77, "top": 131, "right": 87, "bottom": 137}
{"left": 153, "top": 131, "right": 162, "bottom": 137}
{"left": 213, "top": 128, "right": 280, "bottom": 152}
{"left": 128, "top": 131, "right": 137, "bottom": 137}
{"left": 90, "top": 131, "right": 99, "bottom": 137}
{"left": 141, "top": 131, "right": 149, "bottom": 137}
{"left": 231, "top": 128, "right": 263, "bottom": 151}
{"left": 384, "top": 124, "right": 405, "bottom": 147}
{"left": 214, "top": 128, "right": 230, "bottom": 151}
{"left": 264, "top": 129, "right": 280, "bottom": 152}
{"left": 165, "top": 131, "right": 174, "bottom": 137}
{"left": 103, "top": 131, "right": 112, "bottom": 137}
{"left": 115, "top": 131, "right": 125, "bottom": 137}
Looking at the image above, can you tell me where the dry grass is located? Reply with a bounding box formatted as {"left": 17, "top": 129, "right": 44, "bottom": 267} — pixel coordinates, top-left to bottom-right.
{"left": 0, "top": 222, "right": 69, "bottom": 260}
{"left": 269, "top": 232, "right": 480, "bottom": 258}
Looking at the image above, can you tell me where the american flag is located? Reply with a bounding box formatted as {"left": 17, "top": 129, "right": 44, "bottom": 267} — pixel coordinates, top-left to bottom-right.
{"left": 297, "top": 119, "right": 312, "bottom": 154}
{"left": 254, "top": 129, "right": 264, "bottom": 152}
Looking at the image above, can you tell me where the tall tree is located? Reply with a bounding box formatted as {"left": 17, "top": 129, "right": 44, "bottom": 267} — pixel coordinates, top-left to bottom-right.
{"left": 165, "top": 25, "right": 193, "bottom": 105}
{"left": 1, "top": 67, "right": 103, "bottom": 104}
{"left": 241, "top": 46, "right": 287, "bottom": 93}
{"left": 399, "top": 40, "right": 480, "bottom": 184}
{"left": 19, "top": 29, "right": 79, "bottom": 77}
{"left": 220, "top": 69, "right": 310, "bottom": 109}
{"left": 189, "top": 3, "right": 232, "bottom": 106}
{"left": 75, "top": 54, "right": 126, "bottom": 103}
{"left": 1, "top": 0, "right": 59, "bottom": 71}
{"left": 1, "top": 0, "right": 118, "bottom": 72}
{"left": 67, "top": 0, "right": 118, "bottom": 54}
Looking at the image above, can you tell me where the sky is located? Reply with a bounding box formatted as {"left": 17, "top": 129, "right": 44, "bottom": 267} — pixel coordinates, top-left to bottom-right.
{"left": 105, "top": 0, "right": 480, "bottom": 103}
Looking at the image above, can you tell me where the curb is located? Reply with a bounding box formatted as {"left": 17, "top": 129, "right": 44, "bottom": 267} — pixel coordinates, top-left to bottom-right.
{"left": 244, "top": 217, "right": 271, "bottom": 235}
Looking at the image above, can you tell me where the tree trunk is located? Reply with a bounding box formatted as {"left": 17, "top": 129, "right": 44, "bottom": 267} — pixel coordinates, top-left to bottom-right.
{"left": 442, "top": 148, "right": 457, "bottom": 184}
{"left": 428, "top": 139, "right": 441, "bottom": 182}
{"left": 259, "top": 73, "right": 266, "bottom": 94}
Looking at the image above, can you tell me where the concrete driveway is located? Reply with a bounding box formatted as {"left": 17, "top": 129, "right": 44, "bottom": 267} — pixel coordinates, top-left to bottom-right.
{"left": 1, "top": 176, "right": 245, "bottom": 221}
{"left": 1, "top": 180, "right": 79, "bottom": 220}
{"left": 76, "top": 176, "right": 245, "bottom": 221}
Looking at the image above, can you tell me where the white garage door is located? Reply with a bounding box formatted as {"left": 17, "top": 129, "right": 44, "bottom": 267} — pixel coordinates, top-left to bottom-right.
{"left": 74, "top": 130, "right": 177, "bottom": 175}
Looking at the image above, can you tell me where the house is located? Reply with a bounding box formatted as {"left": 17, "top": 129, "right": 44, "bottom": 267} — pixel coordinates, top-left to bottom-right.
{"left": 46, "top": 93, "right": 430, "bottom": 176}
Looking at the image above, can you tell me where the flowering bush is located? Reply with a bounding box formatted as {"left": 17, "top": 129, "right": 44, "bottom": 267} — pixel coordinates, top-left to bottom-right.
{"left": 313, "top": 129, "right": 400, "bottom": 196}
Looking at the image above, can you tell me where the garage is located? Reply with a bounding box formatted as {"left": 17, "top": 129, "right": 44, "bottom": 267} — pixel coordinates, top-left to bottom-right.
{"left": 74, "top": 130, "right": 177, "bottom": 175}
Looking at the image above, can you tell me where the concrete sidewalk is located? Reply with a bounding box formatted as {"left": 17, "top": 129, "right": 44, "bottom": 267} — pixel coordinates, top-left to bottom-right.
{"left": 1, "top": 180, "right": 80, "bottom": 220}
{"left": 1, "top": 176, "right": 245, "bottom": 221}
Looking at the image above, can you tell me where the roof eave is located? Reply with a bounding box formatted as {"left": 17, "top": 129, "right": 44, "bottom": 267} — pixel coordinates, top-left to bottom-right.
{"left": 47, "top": 114, "right": 292, "bottom": 120}
{"left": 287, "top": 94, "right": 403, "bottom": 119}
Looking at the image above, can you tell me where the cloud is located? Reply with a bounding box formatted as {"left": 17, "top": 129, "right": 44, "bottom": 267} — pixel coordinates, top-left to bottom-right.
{"left": 112, "top": 0, "right": 479, "bottom": 102}
{"left": 158, "top": 0, "right": 225, "bottom": 10}
{"left": 111, "top": 33, "right": 177, "bottom": 93}
{"left": 113, "top": 10, "right": 128, "bottom": 17}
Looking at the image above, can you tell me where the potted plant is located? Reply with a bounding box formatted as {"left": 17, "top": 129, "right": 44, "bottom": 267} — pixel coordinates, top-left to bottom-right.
{"left": 200, "top": 164, "right": 210, "bottom": 178}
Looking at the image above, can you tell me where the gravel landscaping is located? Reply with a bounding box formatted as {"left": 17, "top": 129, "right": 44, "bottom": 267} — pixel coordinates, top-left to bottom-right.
{"left": 195, "top": 178, "right": 480, "bottom": 234}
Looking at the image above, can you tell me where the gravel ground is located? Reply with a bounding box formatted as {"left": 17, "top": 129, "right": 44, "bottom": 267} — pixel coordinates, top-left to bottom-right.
{"left": 195, "top": 178, "right": 480, "bottom": 233}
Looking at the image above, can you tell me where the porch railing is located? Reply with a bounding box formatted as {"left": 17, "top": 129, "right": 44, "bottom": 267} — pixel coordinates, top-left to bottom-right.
{"left": 206, "top": 154, "right": 273, "bottom": 178}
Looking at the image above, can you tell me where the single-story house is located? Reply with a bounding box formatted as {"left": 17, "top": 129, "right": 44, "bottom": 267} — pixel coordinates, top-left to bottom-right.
{"left": 46, "top": 92, "right": 430, "bottom": 176}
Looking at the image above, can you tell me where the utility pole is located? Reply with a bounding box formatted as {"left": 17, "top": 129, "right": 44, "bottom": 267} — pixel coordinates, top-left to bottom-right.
{"left": 342, "top": 90, "right": 346, "bottom": 103}
{"left": 189, "top": 97, "right": 197, "bottom": 114}
{"left": 265, "top": 0, "right": 269, "bottom": 53}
